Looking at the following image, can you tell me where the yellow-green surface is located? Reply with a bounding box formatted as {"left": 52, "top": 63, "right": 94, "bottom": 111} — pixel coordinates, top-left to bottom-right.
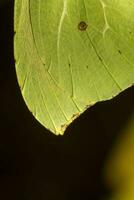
{"left": 105, "top": 115, "right": 134, "bottom": 200}
{"left": 14, "top": 0, "right": 134, "bottom": 135}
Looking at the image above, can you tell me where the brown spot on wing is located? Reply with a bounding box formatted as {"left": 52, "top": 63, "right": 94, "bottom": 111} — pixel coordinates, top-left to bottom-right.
{"left": 78, "top": 21, "right": 88, "bottom": 31}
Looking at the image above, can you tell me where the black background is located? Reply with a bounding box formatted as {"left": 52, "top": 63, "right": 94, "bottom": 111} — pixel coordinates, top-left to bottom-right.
{"left": 0, "top": 1, "right": 134, "bottom": 199}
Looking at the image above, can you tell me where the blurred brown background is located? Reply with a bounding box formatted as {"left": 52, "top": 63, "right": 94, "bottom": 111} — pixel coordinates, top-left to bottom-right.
{"left": 0, "top": 1, "right": 134, "bottom": 199}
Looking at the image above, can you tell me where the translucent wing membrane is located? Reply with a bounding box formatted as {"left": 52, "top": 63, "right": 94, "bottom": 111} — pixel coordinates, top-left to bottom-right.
{"left": 14, "top": 0, "right": 134, "bottom": 135}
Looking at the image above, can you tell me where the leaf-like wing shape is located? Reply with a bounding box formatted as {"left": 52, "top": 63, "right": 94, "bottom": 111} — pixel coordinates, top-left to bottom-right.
{"left": 14, "top": 0, "right": 134, "bottom": 135}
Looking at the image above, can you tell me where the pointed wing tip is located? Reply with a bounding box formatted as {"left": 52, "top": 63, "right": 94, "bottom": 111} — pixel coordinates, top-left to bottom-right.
{"left": 49, "top": 103, "right": 96, "bottom": 136}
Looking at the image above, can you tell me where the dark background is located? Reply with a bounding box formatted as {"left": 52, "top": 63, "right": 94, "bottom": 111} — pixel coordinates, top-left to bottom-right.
{"left": 0, "top": 1, "right": 134, "bottom": 199}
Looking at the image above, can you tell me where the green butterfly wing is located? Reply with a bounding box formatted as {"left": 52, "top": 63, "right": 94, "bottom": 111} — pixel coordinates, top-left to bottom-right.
{"left": 14, "top": 0, "right": 134, "bottom": 135}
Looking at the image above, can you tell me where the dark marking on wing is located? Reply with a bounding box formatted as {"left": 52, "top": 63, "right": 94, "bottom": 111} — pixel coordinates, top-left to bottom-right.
{"left": 118, "top": 50, "right": 122, "bottom": 54}
{"left": 78, "top": 21, "right": 88, "bottom": 31}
